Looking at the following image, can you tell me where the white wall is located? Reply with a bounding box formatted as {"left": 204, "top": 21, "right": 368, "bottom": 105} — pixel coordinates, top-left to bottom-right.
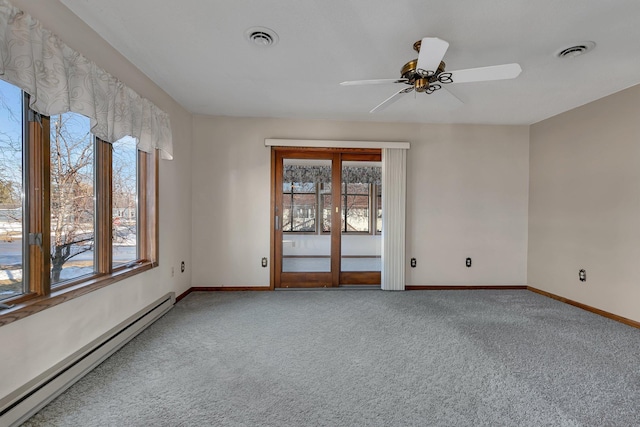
{"left": 406, "top": 125, "right": 529, "bottom": 285}
{"left": 0, "top": 1, "right": 193, "bottom": 399}
{"left": 529, "top": 84, "right": 640, "bottom": 323}
{"left": 191, "top": 116, "right": 529, "bottom": 287}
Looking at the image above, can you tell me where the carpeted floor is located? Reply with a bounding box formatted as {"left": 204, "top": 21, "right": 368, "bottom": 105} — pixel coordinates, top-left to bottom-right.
{"left": 21, "top": 290, "right": 640, "bottom": 426}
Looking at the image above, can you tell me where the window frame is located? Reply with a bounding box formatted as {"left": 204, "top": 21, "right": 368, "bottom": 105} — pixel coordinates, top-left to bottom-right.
{"left": 0, "top": 92, "right": 159, "bottom": 327}
{"left": 341, "top": 181, "right": 372, "bottom": 234}
{"left": 374, "top": 183, "right": 382, "bottom": 235}
{"left": 281, "top": 181, "right": 318, "bottom": 233}
{"left": 282, "top": 179, "right": 382, "bottom": 236}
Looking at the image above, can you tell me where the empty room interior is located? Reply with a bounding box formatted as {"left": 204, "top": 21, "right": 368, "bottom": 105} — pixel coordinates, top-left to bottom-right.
{"left": 1, "top": 0, "right": 639, "bottom": 425}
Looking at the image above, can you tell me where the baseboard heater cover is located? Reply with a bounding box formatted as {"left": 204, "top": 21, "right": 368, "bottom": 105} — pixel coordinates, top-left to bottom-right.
{"left": 0, "top": 292, "right": 175, "bottom": 427}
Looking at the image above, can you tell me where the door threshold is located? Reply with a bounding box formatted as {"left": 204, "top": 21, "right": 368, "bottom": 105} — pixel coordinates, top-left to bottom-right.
{"left": 340, "top": 285, "right": 380, "bottom": 290}
{"left": 275, "top": 285, "right": 381, "bottom": 291}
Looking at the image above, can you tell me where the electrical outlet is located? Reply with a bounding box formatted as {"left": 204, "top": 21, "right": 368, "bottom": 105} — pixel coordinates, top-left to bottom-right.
{"left": 181, "top": 261, "right": 185, "bottom": 273}
{"left": 410, "top": 258, "right": 416, "bottom": 268}
{"left": 466, "top": 257, "right": 472, "bottom": 268}
{"left": 579, "top": 269, "right": 586, "bottom": 282}
{"left": 262, "top": 257, "right": 268, "bottom": 268}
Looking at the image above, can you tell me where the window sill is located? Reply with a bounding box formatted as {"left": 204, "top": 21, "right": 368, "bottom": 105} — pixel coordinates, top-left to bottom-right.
{"left": 0, "top": 261, "right": 155, "bottom": 327}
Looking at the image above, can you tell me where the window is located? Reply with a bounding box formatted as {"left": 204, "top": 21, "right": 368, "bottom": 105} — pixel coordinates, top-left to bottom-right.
{"left": 341, "top": 163, "right": 381, "bottom": 234}
{"left": 0, "top": 79, "right": 24, "bottom": 301}
{"left": 0, "top": 81, "right": 157, "bottom": 310}
{"left": 376, "top": 184, "right": 382, "bottom": 233}
{"left": 341, "top": 182, "right": 370, "bottom": 233}
{"left": 282, "top": 182, "right": 317, "bottom": 232}
{"left": 281, "top": 163, "right": 381, "bottom": 235}
{"left": 50, "top": 112, "right": 95, "bottom": 285}
{"left": 320, "top": 182, "right": 332, "bottom": 232}
{"left": 112, "top": 136, "right": 138, "bottom": 267}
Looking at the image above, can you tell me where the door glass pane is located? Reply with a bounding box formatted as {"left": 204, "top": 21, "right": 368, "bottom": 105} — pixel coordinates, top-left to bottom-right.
{"left": 112, "top": 136, "right": 138, "bottom": 267}
{"left": 0, "top": 80, "right": 24, "bottom": 301}
{"left": 282, "top": 159, "right": 331, "bottom": 272}
{"left": 50, "top": 112, "right": 95, "bottom": 285}
{"left": 341, "top": 161, "right": 382, "bottom": 273}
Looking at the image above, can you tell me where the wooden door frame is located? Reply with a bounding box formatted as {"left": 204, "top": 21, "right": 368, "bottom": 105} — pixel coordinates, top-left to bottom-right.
{"left": 270, "top": 147, "right": 381, "bottom": 289}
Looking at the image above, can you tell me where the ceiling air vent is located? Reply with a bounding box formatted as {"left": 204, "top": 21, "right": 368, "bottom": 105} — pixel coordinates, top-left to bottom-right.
{"left": 556, "top": 41, "right": 596, "bottom": 58}
{"left": 245, "top": 27, "right": 279, "bottom": 47}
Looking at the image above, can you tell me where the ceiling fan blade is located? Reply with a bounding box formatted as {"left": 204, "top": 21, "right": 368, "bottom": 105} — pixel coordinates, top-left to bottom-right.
{"left": 340, "top": 79, "right": 408, "bottom": 86}
{"left": 370, "top": 87, "right": 413, "bottom": 113}
{"left": 416, "top": 37, "right": 449, "bottom": 76}
{"left": 448, "top": 63, "right": 522, "bottom": 83}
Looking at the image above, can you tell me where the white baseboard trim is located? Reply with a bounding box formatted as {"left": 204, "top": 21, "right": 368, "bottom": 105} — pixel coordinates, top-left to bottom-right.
{"left": 0, "top": 292, "right": 175, "bottom": 427}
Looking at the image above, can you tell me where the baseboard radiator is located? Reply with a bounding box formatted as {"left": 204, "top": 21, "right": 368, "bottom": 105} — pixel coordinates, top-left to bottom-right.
{"left": 0, "top": 292, "right": 175, "bottom": 427}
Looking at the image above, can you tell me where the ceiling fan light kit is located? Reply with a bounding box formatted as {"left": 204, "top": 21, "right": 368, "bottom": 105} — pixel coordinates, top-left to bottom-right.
{"left": 341, "top": 37, "right": 522, "bottom": 113}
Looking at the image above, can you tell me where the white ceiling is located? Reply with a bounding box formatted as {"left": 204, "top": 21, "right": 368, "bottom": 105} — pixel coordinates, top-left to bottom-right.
{"left": 60, "top": 0, "right": 640, "bottom": 125}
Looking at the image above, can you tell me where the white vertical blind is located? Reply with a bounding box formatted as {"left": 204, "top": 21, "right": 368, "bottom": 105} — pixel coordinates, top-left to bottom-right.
{"left": 381, "top": 148, "right": 407, "bottom": 291}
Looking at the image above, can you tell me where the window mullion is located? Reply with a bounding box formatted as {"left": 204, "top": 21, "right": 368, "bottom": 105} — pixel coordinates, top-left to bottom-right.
{"left": 95, "top": 139, "right": 112, "bottom": 273}
{"left": 138, "top": 150, "right": 158, "bottom": 264}
{"left": 27, "top": 109, "right": 51, "bottom": 296}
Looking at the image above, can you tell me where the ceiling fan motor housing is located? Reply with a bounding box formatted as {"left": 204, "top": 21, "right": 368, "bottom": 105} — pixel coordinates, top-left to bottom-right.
{"left": 415, "top": 78, "right": 429, "bottom": 92}
{"left": 401, "top": 58, "right": 448, "bottom": 92}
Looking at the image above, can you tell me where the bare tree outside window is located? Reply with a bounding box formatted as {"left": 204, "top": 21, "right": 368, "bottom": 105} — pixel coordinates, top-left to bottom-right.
{"left": 342, "top": 165, "right": 381, "bottom": 233}
{"left": 50, "top": 113, "right": 95, "bottom": 284}
{"left": 342, "top": 182, "right": 370, "bottom": 232}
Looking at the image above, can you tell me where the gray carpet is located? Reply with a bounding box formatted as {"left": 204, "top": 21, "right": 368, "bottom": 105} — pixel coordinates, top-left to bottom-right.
{"left": 21, "top": 290, "right": 640, "bottom": 426}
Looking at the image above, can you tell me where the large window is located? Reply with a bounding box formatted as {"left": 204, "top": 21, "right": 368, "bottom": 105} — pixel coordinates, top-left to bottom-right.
{"left": 0, "top": 81, "right": 157, "bottom": 309}
{"left": 50, "top": 112, "right": 95, "bottom": 285}
{"left": 0, "top": 79, "right": 24, "bottom": 301}
{"left": 281, "top": 163, "right": 381, "bottom": 235}
{"left": 112, "top": 136, "right": 138, "bottom": 267}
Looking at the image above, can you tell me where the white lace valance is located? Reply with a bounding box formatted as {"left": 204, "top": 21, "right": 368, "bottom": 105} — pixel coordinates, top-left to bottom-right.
{"left": 0, "top": 0, "right": 173, "bottom": 160}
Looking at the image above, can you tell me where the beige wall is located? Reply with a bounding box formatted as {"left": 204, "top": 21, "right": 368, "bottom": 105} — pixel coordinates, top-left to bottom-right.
{"left": 529, "top": 84, "right": 640, "bottom": 323}
{"left": 0, "top": 1, "right": 193, "bottom": 398}
{"left": 191, "top": 116, "right": 529, "bottom": 287}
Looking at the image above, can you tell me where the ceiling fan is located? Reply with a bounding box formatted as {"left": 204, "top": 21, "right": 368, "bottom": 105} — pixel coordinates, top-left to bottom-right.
{"left": 340, "top": 37, "right": 522, "bottom": 113}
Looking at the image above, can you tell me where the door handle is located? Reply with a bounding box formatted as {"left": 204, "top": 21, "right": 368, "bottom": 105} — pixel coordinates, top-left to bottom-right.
{"left": 275, "top": 215, "right": 280, "bottom": 230}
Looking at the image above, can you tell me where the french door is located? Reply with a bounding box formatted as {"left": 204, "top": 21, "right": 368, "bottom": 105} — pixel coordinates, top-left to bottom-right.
{"left": 271, "top": 148, "right": 382, "bottom": 288}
